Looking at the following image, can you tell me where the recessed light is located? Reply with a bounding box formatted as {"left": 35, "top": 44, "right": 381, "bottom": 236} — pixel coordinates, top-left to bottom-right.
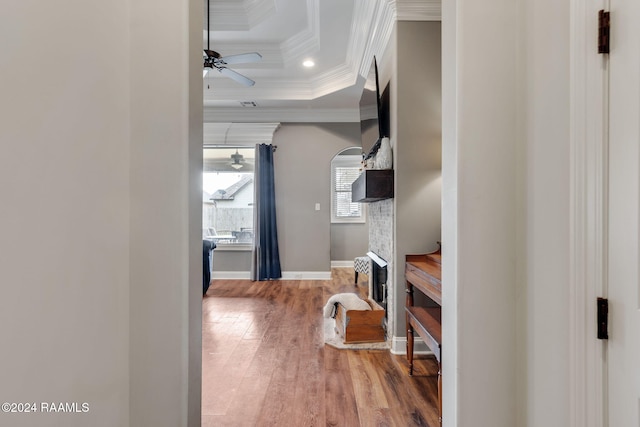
{"left": 303, "top": 59, "right": 315, "bottom": 68}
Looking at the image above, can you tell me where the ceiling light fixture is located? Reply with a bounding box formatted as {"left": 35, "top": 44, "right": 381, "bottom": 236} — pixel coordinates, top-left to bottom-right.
{"left": 303, "top": 59, "right": 315, "bottom": 68}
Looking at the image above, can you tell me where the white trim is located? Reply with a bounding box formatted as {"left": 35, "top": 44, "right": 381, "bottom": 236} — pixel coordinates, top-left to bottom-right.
{"left": 396, "top": 0, "right": 442, "bottom": 21}
{"left": 331, "top": 260, "right": 354, "bottom": 268}
{"left": 390, "top": 335, "right": 433, "bottom": 355}
{"left": 331, "top": 155, "right": 366, "bottom": 224}
{"left": 203, "top": 122, "right": 280, "bottom": 146}
{"left": 280, "top": 0, "right": 320, "bottom": 69}
{"left": 569, "top": 0, "right": 607, "bottom": 426}
{"left": 366, "top": 251, "right": 388, "bottom": 268}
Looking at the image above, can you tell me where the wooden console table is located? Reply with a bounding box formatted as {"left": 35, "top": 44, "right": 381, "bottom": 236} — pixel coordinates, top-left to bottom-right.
{"left": 405, "top": 246, "right": 442, "bottom": 424}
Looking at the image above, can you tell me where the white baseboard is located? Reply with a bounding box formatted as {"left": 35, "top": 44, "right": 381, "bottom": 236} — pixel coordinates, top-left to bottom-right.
{"left": 390, "top": 335, "right": 434, "bottom": 356}
{"left": 331, "top": 260, "right": 354, "bottom": 268}
{"left": 211, "top": 271, "right": 332, "bottom": 280}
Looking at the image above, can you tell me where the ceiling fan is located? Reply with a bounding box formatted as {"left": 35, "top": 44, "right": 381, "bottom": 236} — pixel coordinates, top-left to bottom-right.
{"left": 230, "top": 149, "right": 244, "bottom": 169}
{"left": 203, "top": 0, "right": 262, "bottom": 86}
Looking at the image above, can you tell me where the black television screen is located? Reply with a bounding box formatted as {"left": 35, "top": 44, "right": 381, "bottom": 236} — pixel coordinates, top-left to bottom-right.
{"left": 359, "top": 57, "right": 390, "bottom": 156}
{"left": 378, "top": 82, "right": 390, "bottom": 138}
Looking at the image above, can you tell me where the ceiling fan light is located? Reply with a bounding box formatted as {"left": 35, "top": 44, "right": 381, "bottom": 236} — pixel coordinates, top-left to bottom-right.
{"left": 231, "top": 163, "right": 243, "bottom": 170}
{"left": 203, "top": 68, "right": 210, "bottom": 78}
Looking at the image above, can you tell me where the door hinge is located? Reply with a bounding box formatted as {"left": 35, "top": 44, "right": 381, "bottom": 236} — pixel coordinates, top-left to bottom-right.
{"left": 597, "top": 297, "right": 608, "bottom": 339}
{"left": 598, "top": 10, "right": 610, "bottom": 54}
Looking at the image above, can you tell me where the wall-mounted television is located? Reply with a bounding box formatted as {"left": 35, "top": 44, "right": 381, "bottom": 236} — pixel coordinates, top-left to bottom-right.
{"left": 359, "top": 56, "right": 390, "bottom": 157}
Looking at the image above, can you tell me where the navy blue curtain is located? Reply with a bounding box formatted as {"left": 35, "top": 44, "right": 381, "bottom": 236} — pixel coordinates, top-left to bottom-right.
{"left": 251, "top": 144, "right": 282, "bottom": 280}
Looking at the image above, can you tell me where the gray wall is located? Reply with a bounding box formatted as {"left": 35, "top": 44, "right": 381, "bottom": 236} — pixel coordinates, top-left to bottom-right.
{"left": 330, "top": 147, "right": 369, "bottom": 262}
{"left": 362, "top": 21, "right": 442, "bottom": 341}
{"left": 213, "top": 122, "right": 366, "bottom": 273}
{"left": 330, "top": 222, "right": 369, "bottom": 261}
{"left": 212, "top": 250, "right": 252, "bottom": 272}
{"left": 393, "top": 21, "right": 443, "bottom": 337}
{"left": 275, "top": 123, "right": 363, "bottom": 272}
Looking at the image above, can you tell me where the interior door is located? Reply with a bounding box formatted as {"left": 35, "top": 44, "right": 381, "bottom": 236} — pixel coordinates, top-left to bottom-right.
{"left": 607, "top": 0, "right": 640, "bottom": 425}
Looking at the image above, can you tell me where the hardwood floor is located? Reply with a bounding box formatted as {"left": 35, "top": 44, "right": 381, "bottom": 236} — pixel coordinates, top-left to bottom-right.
{"left": 202, "top": 268, "right": 440, "bottom": 427}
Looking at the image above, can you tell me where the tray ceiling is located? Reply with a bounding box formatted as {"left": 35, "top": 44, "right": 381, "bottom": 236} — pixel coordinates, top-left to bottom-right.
{"left": 203, "top": 0, "right": 440, "bottom": 122}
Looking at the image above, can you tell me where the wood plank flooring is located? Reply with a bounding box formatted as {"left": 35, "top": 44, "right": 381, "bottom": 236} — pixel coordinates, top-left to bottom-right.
{"left": 202, "top": 268, "right": 440, "bottom": 427}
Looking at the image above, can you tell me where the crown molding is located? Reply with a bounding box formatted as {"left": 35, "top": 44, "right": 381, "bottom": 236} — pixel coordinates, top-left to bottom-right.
{"left": 395, "top": 0, "right": 441, "bottom": 21}
{"left": 307, "top": 0, "right": 396, "bottom": 96}
{"left": 203, "top": 78, "right": 315, "bottom": 103}
{"left": 246, "top": 0, "right": 277, "bottom": 27}
{"left": 280, "top": 0, "right": 320, "bottom": 68}
{"left": 209, "top": 0, "right": 276, "bottom": 31}
{"left": 203, "top": 107, "right": 359, "bottom": 123}
{"left": 351, "top": 0, "right": 381, "bottom": 78}
{"left": 203, "top": 68, "right": 358, "bottom": 103}
{"left": 203, "top": 122, "right": 281, "bottom": 145}
{"left": 360, "top": 0, "right": 396, "bottom": 77}
{"left": 311, "top": 64, "right": 359, "bottom": 98}
{"left": 203, "top": 0, "right": 402, "bottom": 105}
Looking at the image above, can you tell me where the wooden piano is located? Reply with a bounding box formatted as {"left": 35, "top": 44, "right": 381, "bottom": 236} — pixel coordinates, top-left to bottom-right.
{"left": 405, "top": 244, "right": 442, "bottom": 424}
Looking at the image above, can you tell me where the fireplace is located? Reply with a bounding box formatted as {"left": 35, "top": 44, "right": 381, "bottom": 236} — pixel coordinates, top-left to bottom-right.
{"left": 366, "top": 251, "right": 388, "bottom": 315}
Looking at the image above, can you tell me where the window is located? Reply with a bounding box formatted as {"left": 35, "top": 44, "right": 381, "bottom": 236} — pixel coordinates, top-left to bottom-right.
{"left": 331, "top": 153, "right": 365, "bottom": 223}
{"left": 203, "top": 147, "right": 254, "bottom": 246}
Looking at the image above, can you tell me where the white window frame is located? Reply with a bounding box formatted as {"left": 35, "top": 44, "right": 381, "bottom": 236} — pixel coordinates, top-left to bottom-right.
{"left": 331, "top": 154, "right": 366, "bottom": 223}
{"left": 203, "top": 146, "right": 255, "bottom": 249}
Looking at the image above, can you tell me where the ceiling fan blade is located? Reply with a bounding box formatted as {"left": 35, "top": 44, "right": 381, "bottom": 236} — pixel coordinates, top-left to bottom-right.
{"left": 218, "top": 52, "right": 262, "bottom": 65}
{"left": 218, "top": 67, "right": 255, "bottom": 87}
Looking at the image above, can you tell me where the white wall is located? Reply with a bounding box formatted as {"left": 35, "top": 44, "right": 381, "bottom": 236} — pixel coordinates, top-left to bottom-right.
{"left": 0, "top": 1, "right": 130, "bottom": 426}
{"left": 443, "top": 3, "right": 520, "bottom": 424}
{"left": 442, "top": 0, "right": 571, "bottom": 426}
{"left": 129, "top": 0, "right": 202, "bottom": 425}
{"left": 0, "top": 1, "right": 200, "bottom": 426}
{"left": 519, "top": 0, "right": 571, "bottom": 425}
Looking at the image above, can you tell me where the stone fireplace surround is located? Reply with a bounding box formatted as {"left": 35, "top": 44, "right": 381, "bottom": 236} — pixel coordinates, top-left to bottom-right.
{"left": 367, "top": 199, "right": 395, "bottom": 342}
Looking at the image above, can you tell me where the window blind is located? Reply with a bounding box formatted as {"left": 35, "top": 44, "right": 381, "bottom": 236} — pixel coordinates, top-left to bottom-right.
{"left": 334, "top": 166, "right": 361, "bottom": 218}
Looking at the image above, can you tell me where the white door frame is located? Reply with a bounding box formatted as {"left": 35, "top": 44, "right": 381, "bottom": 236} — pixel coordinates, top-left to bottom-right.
{"left": 569, "top": 0, "right": 608, "bottom": 426}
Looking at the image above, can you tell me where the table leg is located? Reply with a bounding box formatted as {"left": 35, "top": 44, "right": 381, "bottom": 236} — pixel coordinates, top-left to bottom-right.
{"left": 407, "top": 325, "right": 414, "bottom": 376}
{"left": 437, "top": 362, "right": 442, "bottom": 424}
